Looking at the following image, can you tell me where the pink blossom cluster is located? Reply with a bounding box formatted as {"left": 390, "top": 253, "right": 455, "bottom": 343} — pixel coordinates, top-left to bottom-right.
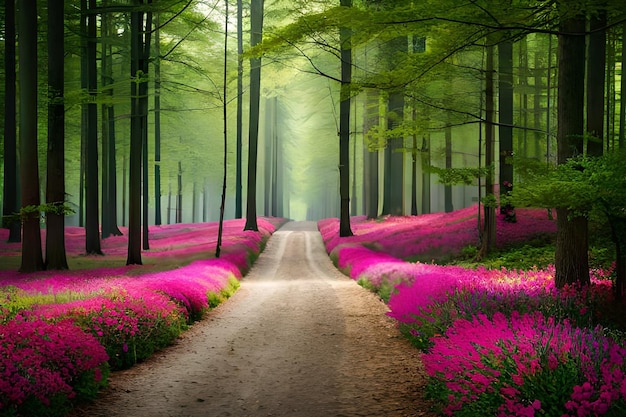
{"left": 0, "top": 316, "right": 108, "bottom": 414}
{"left": 424, "top": 311, "right": 626, "bottom": 416}
{"left": 318, "top": 207, "right": 624, "bottom": 415}
{"left": 0, "top": 217, "right": 281, "bottom": 413}
{"left": 319, "top": 206, "right": 556, "bottom": 261}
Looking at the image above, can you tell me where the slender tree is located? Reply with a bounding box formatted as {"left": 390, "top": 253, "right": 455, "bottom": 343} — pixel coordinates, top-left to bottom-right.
{"left": 339, "top": 0, "right": 353, "bottom": 236}
{"left": 478, "top": 42, "right": 496, "bottom": 259}
{"left": 244, "top": 0, "right": 264, "bottom": 232}
{"left": 45, "top": 0, "right": 69, "bottom": 270}
{"left": 620, "top": 23, "right": 626, "bottom": 150}
{"left": 84, "top": 0, "right": 103, "bottom": 255}
{"left": 499, "top": 39, "right": 515, "bottom": 222}
{"left": 3, "top": 0, "right": 20, "bottom": 243}
{"left": 18, "top": 0, "right": 44, "bottom": 272}
{"left": 154, "top": 12, "right": 162, "bottom": 225}
{"left": 128, "top": 3, "right": 146, "bottom": 265}
{"left": 235, "top": 0, "right": 244, "bottom": 219}
{"left": 216, "top": 0, "right": 229, "bottom": 258}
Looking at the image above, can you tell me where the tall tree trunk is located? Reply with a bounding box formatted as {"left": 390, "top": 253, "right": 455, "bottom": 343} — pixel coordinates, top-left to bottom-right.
{"left": 154, "top": 13, "right": 162, "bottom": 225}
{"left": 127, "top": 4, "right": 144, "bottom": 265}
{"left": 100, "top": 2, "right": 121, "bottom": 238}
{"left": 555, "top": 7, "right": 589, "bottom": 287}
{"left": 85, "top": 0, "right": 103, "bottom": 255}
{"left": 3, "top": 0, "right": 20, "bottom": 243}
{"left": 176, "top": 161, "right": 183, "bottom": 223}
{"left": 141, "top": 8, "right": 152, "bottom": 250}
{"left": 586, "top": 9, "right": 606, "bottom": 156}
{"left": 444, "top": 126, "right": 453, "bottom": 213}
{"left": 45, "top": 1, "right": 69, "bottom": 270}
{"left": 478, "top": 43, "right": 496, "bottom": 260}
{"left": 499, "top": 39, "right": 516, "bottom": 222}
{"left": 618, "top": 22, "right": 626, "bottom": 149}
{"left": 421, "top": 134, "right": 431, "bottom": 214}
{"left": 244, "top": 0, "right": 264, "bottom": 232}
{"left": 410, "top": 132, "right": 417, "bottom": 216}
{"left": 17, "top": 0, "right": 44, "bottom": 272}
{"left": 217, "top": 0, "right": 229, "bottom": 258}
{"left": 235, "top": 0, "right": 244, "bottom": 219}
{"left": 363, "top": 90, "right": 379, "bottom": 219}
{"left": 339, "top": 0, "right": 353, "bottom": 237}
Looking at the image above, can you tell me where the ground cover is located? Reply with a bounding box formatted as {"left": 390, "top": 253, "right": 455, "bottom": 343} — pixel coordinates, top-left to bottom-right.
{"left": 0, "top": 217, "right": 284, "bottom": 417}
{"left": 319, "top": 206, "right": 626, "bottom": 416}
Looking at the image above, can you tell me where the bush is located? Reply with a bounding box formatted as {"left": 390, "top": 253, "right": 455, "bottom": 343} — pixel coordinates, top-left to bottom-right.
{"left": 0, "top": 316, "right": 109, "bottom": 417}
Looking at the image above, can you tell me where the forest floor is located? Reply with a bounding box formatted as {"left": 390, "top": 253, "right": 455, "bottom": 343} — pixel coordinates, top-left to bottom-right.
{"left": 68, "top": 221, "right": 437, "bottom": 417}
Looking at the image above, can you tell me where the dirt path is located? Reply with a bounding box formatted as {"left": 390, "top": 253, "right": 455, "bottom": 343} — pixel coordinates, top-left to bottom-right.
{"left": 70, "top": 222, "right": 436, "bottom": 417}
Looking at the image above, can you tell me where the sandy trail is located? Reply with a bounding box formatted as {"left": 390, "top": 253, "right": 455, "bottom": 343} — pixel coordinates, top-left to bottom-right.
{"left": 70, "top": 221, "right": 435, "bottom": 417}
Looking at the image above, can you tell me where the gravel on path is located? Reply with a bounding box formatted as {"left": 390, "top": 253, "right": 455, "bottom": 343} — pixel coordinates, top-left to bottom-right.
{"left": 69, "top": 221, "right": 437, "bottom": 417}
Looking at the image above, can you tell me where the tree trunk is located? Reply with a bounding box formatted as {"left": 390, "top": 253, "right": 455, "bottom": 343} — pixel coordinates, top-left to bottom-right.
{"left": 444, "top": 126, "right": 453, "bottom": 213}
{"left": 385, "top": 90, "right": 405, "bottom": 216}
{"left": 364, "top": 90, "right": 379, "bottom": 219}
{"left": 100, "top": 2, "right": 122, "bottom": 239}
{"left": 235, "top": 0, "right": 244, "bottom": 219}
{"left": 498, "top": 39, "right": 516, "bottom": 222}
{"left": 421, "top": 134, "right": 431, "bottom": 214}
{"left": 18, "top": 0, "right": 44, "bottom": 272}
{"left": 45, "top": 1, "right": 69, "bottom": 270}
{"left": 217, "top": 1, "right": 230, "bottom": 257}
{"left": 127, "top": 5, "right": 144, "bottom": 265}
{"left": 85, "top": 0, "right": 102, "bottom": 255}
{"left": 3, "top": 0, "right": 21, "bottom": 243}
{"left": 618, "top": 22, "right": 626, "bottom": 149}
{"left": 176, "top": 161, "right": 183, "bottom": 223}
{"left": 244, "top": 0, "right": 264, "bottom": 232}
{"left": 339, "top": 0, "right": 353, "bottom": 237}
{"left": 478, "top": 42, "right": 496, "bottom": 260}
{"left": 555, "top": 7, "right": 589, "bottom": 287}
{"left": 586, "top": 9, "right": 606, "bottom": 156}
{"left": 154, "top": 13, "right": 162, "bottom": 225}
{"left": 141, "top": 8, "right": 152, "bottom": 250}
{"left": 410, "top": 133, "right": 417, "bottom": 216}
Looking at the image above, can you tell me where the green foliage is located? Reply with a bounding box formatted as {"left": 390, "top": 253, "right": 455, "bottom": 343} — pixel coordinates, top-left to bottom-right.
{"left": 207, "top": 276, "right": 240, "bottom": 310}
{"left": 428, "top": 164, "right": 494, "bottom": 186}
{"left": 356, "top": 276, "right": 398, "bottom": 303}
{"left": 2, "top": 202, "right": 76, "bottom": 225}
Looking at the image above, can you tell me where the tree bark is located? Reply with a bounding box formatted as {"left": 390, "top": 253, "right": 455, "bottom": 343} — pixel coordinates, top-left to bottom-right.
{"left": 18, "top": 0, "right": 44, "bottom": 272}
{"left": 235, "top": 0, "right": 244, "bottom": 219}
{"left": 555, "top": 7, "right": 589, "bottom": 287}
{"left": 363, "top": 91, "right": 379, "bottom": 219}
{"left": 618, "top": 22, "right": 626, "bottom": 149}
{"left": 3, "top": 0, "right": 21, "bottom": 243}
{"left": 478, "top": 42, "right": 496, "bottom": 260}
{"left": 498, "top": 39, "right": 516, "bottom": 222}
{"left": 244, "top": 0, "right": 264, "bottom": 232}
{"left": 84, "top": 0, "right": 103, "bottom": 255}
{"left": 586, "top": 9, "right": 606, "bottom": 156}
{"left": 154, "top": 13, "right": 162, "bottom": 225}
{"left": 444, "top": 126, "right": 453, "bottom": 213}
{"left": 45, "top": 1, "right": 69, "bottom": 270}
{"left": 127, "top": 4, "right": 144, "bottom": 265}
{"left": 339, "top": 0, "right": 353, "bottom": 237}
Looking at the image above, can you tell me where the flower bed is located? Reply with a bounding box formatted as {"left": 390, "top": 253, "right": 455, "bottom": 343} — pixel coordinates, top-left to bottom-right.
{"left": 319, "top": 208, "right": 626, "bottom": 416}
{"left": 0, "top": 217, "right": 282, "bottom": 416}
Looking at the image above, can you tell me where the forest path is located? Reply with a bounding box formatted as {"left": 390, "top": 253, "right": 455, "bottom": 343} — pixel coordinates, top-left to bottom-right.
{"left": 70, "top": 221, "right": 435, "bottom": 417}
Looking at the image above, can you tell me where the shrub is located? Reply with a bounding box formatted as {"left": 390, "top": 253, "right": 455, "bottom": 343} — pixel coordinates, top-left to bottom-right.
{"left": 0, "top": 316, "right": 109, "bottom": 417}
